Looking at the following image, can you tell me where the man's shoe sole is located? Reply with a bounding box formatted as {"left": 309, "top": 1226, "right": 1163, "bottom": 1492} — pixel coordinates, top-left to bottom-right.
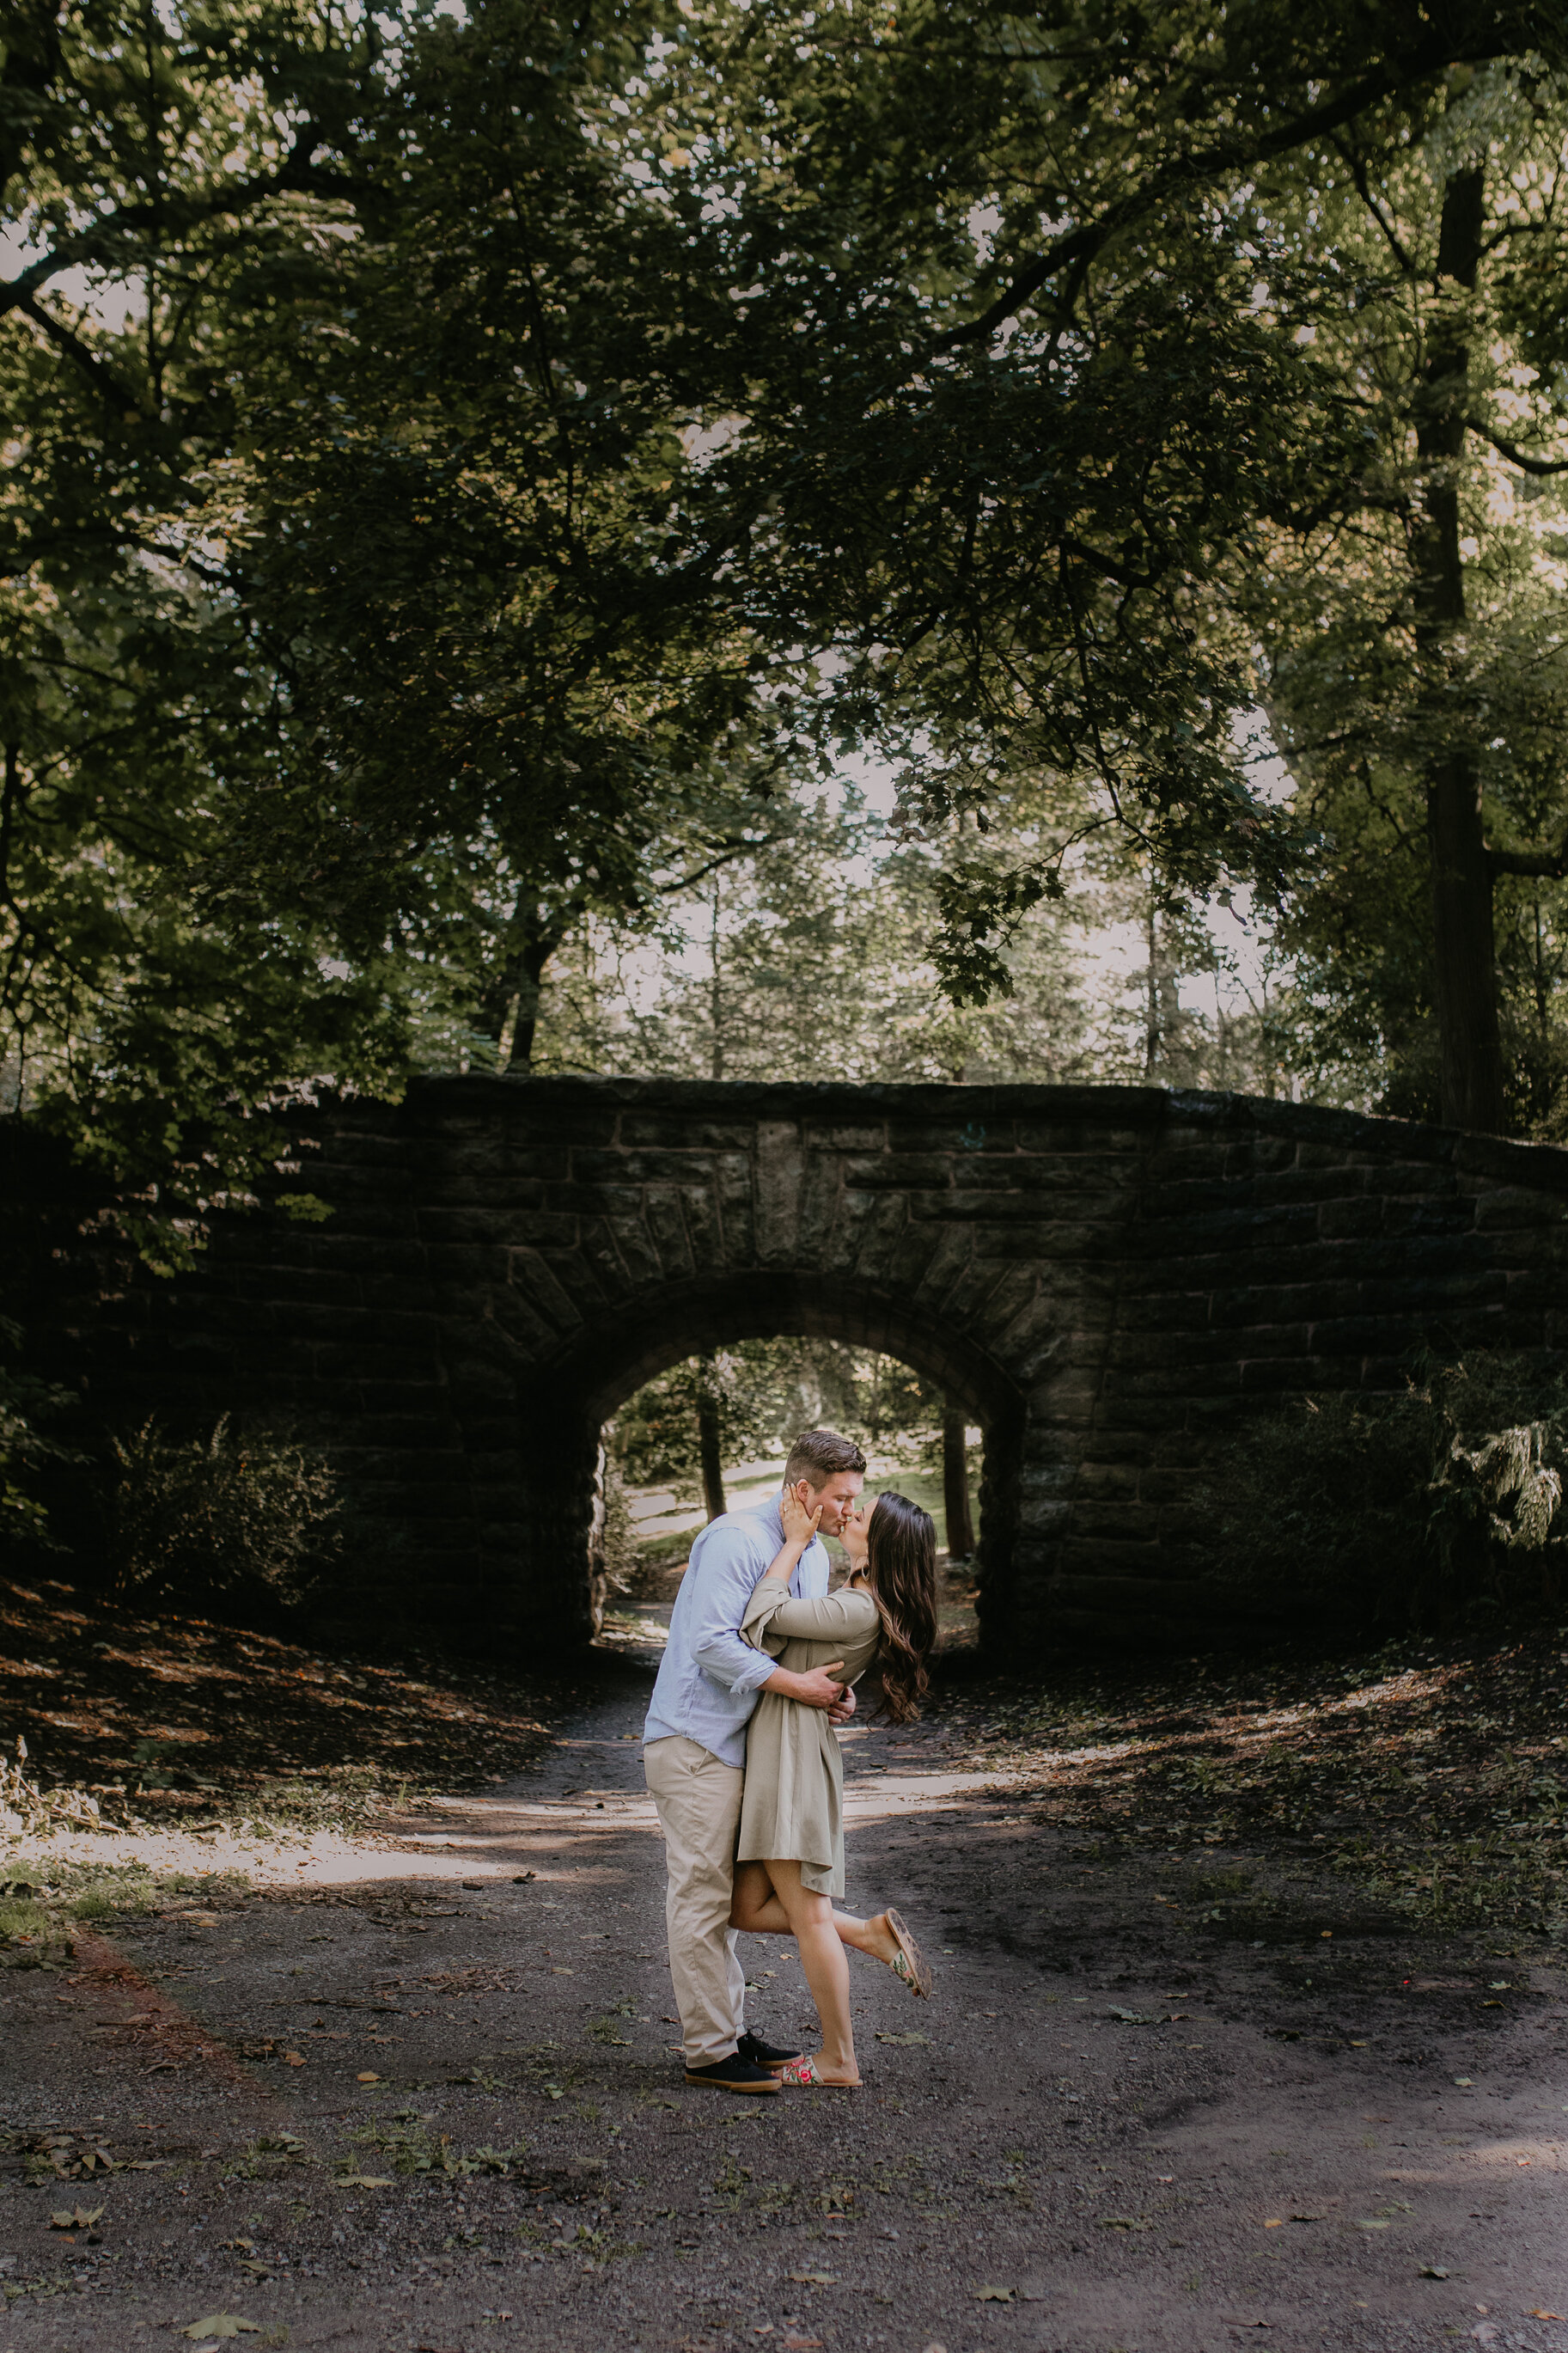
{"left": 684, "top": 2069, "right": 782, "bottom": 2094}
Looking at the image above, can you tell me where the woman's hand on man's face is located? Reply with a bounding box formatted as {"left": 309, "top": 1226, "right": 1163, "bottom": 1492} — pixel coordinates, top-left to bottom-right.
{"left": 781, "top": 1485, "right": 823, "bottom": 1549}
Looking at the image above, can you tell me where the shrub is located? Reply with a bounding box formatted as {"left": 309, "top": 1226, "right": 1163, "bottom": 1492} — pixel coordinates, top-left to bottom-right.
{"left": 108, "top": 1415, "right": 339, "bottom": 1608}
{"left": 0, "top": 1317, "right": 85, "bottom": 1549}
{"left": 1195, "top": 1349, "right": 1568, "bottom": 1630}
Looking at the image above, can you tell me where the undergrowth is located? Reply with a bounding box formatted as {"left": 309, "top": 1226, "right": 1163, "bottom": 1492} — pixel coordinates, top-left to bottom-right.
{"left": 959, "top": 1623, "right": 1568, "bottom": 1942}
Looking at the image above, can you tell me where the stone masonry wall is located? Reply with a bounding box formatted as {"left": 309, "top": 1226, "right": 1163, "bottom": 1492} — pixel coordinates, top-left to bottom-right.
{"left": 29, "top": 1078, "right": 1568, "bottom": 1655}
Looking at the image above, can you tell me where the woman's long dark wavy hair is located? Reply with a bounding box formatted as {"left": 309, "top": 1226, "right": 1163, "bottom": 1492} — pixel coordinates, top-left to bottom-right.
{"left": 861, "top": 1491, "right": 939, "bottom": 1724}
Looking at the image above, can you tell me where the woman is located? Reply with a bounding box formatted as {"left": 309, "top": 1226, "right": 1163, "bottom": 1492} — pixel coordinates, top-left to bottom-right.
{"left": 729, "top": 1487, "right": 940, "bottom": 2088}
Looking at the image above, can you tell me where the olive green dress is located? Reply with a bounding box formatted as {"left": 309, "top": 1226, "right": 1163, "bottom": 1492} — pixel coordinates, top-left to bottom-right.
{"left": 735, "top": 1579, "right": 881, "bottom": 1898}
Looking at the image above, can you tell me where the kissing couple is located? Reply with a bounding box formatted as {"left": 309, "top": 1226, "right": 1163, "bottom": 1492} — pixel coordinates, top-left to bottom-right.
{"left": 643, "top": 1427, "right": 939, "bottom": 2093}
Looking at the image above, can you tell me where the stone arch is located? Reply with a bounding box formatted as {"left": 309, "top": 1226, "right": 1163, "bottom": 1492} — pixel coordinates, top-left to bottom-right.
{"left": 35, "top": 1073, "right": 1568, "bottom": 1655}
{"left": 519, "top": 1271, "right": 1028, "bottom": 1642}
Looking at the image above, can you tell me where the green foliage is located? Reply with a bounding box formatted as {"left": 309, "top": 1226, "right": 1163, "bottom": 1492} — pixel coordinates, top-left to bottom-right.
{"left": 107, "top": 1416, "right": 340, "bottom": 1608}
{"left": 0, "top": 0, "right": 415, "bottom": 1246}
{"left": 8, "top": 0, "right": 1568, "bottom": 1189}
{"left": 608, "top": 1336, "right": 942, "bottom": 1500}
{"left": 1198, "top": 1352, "right": 1568, "bottom": 1629}
{"left": 0, "top": 1317, "right": 82, "bottom": 1548}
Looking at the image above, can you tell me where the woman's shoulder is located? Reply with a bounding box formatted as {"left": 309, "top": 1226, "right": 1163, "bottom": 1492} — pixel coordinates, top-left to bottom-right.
{"left": 837, "top": 1582, "right": 880, "bottom": 1623}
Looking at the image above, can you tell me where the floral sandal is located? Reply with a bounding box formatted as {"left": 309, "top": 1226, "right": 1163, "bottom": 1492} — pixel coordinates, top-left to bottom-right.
{"left": 884, "top": 1906, "right": 933, "bottom": 1998}
{"left": 778, "top": 2057, "right": 860, "bottom": 2087}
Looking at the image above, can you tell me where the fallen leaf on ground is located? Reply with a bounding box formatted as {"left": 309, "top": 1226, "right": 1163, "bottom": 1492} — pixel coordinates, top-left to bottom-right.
{"left": 282, "top": 2051, "right": 304, "bottom": 2068}
{"left": 785, "top": 2270, "right": 837, "bottom": 2285}
{"left": 1420, "top": 2266, "right": 1450, "bottom": 2279}
{"left": 1528, "top": 2313, "right": 1565, "bottom": 2324}
{"left": 50, "top": 2206, "right": 102, "bottom": 2228}
{"left": 1096, "top": 2215, "right": 1149, "bottom": 2231}
{"left": 180, "top": 2318, "right": 260, "bottom": 2341}
{"left": 1106, "top": 2006, "right": 1153, "bottom": 2024}
{"left": 335, "top": 2174, "right": 394, "bottom": 2189}
{"left": 356, "top": 2072, "right": 379, "bottom": 2083}
{"left": 973, "top": 2286, "right": 1015, "bottom": 2301}
{"left": 874, "top": 2031, "right": 928, "bottom": 2045}
{"left": 1356, "top": 2218, "right": 1390, "bottom": 2230}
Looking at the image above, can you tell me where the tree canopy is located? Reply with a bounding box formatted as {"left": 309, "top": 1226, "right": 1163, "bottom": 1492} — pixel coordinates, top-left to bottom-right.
{"left": 4, "top": 0, "right": 1568, "bottom": 1232}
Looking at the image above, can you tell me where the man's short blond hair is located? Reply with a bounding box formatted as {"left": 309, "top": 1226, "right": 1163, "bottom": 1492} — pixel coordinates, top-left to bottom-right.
{"left": 784, "top": 1428, "right": 867, "bottom": 1488}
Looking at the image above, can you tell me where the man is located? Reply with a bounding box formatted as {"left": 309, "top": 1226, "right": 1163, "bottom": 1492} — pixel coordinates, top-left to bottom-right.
{"left": 643, "top": 1427, "right": 867, "bottom": 2094}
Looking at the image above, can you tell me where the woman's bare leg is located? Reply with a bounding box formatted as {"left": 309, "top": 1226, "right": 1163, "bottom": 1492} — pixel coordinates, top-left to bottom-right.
{"left": 730, "top": 1863, "right": 902, "bottom": 1966}
{"left": 763, "top": 1860, "right": 858, "bottom": 2083}
{"left": 729, "top": 1861, "right": 789, "bottom": 1934}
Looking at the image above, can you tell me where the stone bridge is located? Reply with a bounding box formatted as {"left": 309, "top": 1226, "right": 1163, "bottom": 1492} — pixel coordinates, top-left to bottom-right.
{"left": 50, "top": 1078, "right": 1568, "bottom": 1654}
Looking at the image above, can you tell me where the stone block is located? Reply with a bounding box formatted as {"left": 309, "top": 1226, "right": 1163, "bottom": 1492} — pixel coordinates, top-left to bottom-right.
{"left": 882, "top": 1117, "right": 1018, "bottom": 1153}
{"left": 551, "top": 1182, "right": 648, "bottom": 1220}
{"left": 850, "top": 1193, "right": 913, "bottom": 1283}
{"left": 619, "top": 1113, "right": 764, "bottom": 1150}
{"left": 1139, "top": 1174, "right": 1253, "bottom": 1219}
{"left": 577, "top": 1220, "right": 637, "bottom": 1303}
{"left": 678, "top": 1182, "right": 723, "bottom": 1270}
{"left": 1315, "top": 1196, "right": 1384, "bottom": 1240}
{"left": 1054, "top": 1535, "right": 1165, "bottom": 1577}
{"left": 1472, "top": 1187, "right": 1568, "bottom": 1233}
{"left": 1071, "top": 1460, "right": 1142, "bottom": 1500}
{"left": 644, "top": 1186, "right": 696, "bottom": 1282}
{"left": 1239, "top": 1354, "right": 1348, "bottom": 1393}
{"left": 1249, "top": 1165, "right": 1373, "bottom": 1208}
{"left": 803, "top": 1123, "right": 887, "bottom": 1152}
{"left": 842, "top": 1153, "right": 954, "bottom": 1189}
{"left": 954, "top": 1154, "right": 1143, "bottom": 1195}
{"left": 570, "top": 1147, "right": 715, "bottom": 1186}
{"left": 754, "top": 1121, "right": 804, "bottom": 1263}
{"left": 1378, "top": 1196, "right": 1475, "bottom": 1240}
{"left": 1013, "top": 1121, "right": 1144, "bottom": 1155}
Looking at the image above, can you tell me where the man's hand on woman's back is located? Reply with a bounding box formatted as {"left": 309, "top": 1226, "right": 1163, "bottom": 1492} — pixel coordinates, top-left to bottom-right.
{"left": 765, "top": 1661, "right": 848, "bottom": 1711}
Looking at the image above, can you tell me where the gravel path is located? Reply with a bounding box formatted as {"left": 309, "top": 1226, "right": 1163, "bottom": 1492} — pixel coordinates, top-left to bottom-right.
{"left": 3, "top": 1648, "right": 1566, "bottom": 2353}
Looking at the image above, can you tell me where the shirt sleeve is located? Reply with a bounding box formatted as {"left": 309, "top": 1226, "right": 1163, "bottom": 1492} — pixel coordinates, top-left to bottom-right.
{"left": 689, "top": 1524, "right": 778, "bottom": 1695}
{"left": 742, "top": 1586, "right": 878, "bottom": 1647}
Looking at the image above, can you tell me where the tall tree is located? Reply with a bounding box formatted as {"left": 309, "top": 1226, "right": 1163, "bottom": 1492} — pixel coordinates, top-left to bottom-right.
{"left": 1249, "top": 65, "right": 1568, "bottom": 1131}
{"left": 652, "top": 0, "right": 1568, "bottom": 1129}
{"left": 0, "top": 0, "right": 409, "bottom": 1241}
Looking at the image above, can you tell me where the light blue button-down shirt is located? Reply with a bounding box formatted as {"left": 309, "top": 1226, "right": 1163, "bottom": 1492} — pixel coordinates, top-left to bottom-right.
{"left": 643, "top": 1493, "right": 829, "bottom": 1769}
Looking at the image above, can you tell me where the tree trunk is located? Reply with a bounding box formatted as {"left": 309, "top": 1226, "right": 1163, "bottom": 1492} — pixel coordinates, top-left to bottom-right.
{"left": 696, "top": 1363, "right": 726, "bottom": 1523}
{"left": 480, "top": 905, "right": 563, "bottom": 1076}
{"left": 942, "top": 1403, "right": 974, "bottom": 1560}
{"left": 1413, "top": 162, "right": 1505, "bottom": 1134}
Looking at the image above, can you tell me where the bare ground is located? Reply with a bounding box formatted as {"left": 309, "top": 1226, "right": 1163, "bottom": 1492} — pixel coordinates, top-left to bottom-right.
{"left": 3, "top": 1617, "right": 1568, "bottom": 2353}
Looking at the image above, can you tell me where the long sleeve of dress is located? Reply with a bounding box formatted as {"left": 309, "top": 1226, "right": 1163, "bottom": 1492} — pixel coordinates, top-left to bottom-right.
{"left": 741, "top": 1583, "right": 878, "bottom": 1657}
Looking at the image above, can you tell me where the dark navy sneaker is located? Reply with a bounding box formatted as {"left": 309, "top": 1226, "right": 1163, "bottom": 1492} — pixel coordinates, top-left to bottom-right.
{"left": 737, "top": 2030, "right": 805, "bottom": 2071}
{"left": 683, "top": 2052, "right": 783, "bottom": 2094}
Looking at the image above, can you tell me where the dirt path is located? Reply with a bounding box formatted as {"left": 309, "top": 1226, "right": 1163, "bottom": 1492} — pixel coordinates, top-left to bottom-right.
{"left": 3, "top": 1647, "right": 1567, "bottom": 2353}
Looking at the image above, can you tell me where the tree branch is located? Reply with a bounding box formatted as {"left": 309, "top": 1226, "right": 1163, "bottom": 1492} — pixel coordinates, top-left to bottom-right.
{"left": 1488, "top": 841, "right": 1568, "bottom": 879}
{"left": 1468, "top": 420, "right": 1568, "bottom": 475}
{"left": 930, "top": 44, "right": 1449, "bottom": 353}
{"left": 15, "top": 293, "right": 139, "bottom": 411}
{"left": 0, "top": 123, "right": 349, "bottom": 322}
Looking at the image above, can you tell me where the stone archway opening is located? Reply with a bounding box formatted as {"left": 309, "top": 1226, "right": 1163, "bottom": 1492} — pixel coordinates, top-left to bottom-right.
{"left": 598, "top": 1331, "right": 988, "bottom": 1653}
{"left": 519, "top": 1273, "right": 1025, "bottom": 1652}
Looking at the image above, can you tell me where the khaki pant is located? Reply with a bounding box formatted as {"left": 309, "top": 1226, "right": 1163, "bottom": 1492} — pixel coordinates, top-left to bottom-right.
{"left": 644, "top": 1734, "right": 746, "bottom": 2068}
